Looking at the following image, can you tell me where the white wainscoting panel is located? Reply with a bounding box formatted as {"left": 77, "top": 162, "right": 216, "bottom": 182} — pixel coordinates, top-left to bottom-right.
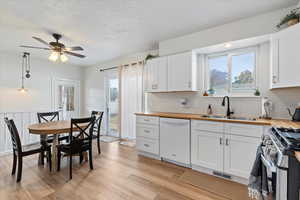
{"left": 0, "top": 112, "right": 40, "bottom": 155}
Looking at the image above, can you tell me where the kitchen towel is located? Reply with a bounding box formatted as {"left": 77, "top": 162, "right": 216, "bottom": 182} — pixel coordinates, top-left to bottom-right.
{"left": 248, "top": 143, "right": 269, "bottom": 200}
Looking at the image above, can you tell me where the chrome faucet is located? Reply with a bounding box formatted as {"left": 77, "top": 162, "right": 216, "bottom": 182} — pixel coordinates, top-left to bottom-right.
{"left": 222, "top": 96, "right": 234, "bottom": 118}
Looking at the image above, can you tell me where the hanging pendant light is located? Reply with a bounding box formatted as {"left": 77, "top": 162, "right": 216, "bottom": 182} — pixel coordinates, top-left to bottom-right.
{"left": 18, "top": 52, "right": 31, "bottom": 92}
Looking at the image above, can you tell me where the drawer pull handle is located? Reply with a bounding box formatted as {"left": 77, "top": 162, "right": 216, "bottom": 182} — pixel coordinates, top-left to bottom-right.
{"left": 219, "top": 138, "right": 223, "bottom": 145}
{"left": 225, "top": 138, "right": 229, "bottom": 146}
{"left": 172, "top": 154, "right": 176, "bottom": 157}
{"left": 144, "top": 119, "right": 150, "bottom": 122}
{"left": 144, "top": 144, "right": 150, "bottom": 147}
{"left": 144, "top": 130, "right": 150, "bottom": 133}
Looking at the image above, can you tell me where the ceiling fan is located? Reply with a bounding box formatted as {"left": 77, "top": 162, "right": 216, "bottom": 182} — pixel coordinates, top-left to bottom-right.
{"left": 20, "top": 33, "right": 85, "bottom": 62}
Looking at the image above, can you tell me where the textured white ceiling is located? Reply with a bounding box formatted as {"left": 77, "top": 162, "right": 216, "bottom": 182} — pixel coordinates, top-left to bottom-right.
{"left": 0, "top": 0, "right": 298, "bottom": 66}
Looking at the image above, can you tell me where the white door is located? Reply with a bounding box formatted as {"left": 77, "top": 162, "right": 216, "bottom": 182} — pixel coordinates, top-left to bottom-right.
{"left": 168, "top": 52, "right": 192, "bottom": 91}
{"left": 155, "top": 57, "right": 168, "bottom": 92}
{"left": 105, "top": 70, "right": 119, "bottom": 137}
{"left": 271, "top": 23, "right": 300, "bottom": 88}
{"left": 160, "top": 118, "right": 190, "bottom": 165}
{"left": 144, "top": 59, "right": 155, "bottom": 92}
{"left": 224, "top": 134, "right": 260, "bottom": 178}
{"left": 52, "top": 78, "right": 80, "bottom": 120}
{"left": 191, "top": 130, "right": 224, "bottom": 172}
{"left": 144, "top": 57, "right": 168, "bottom": 92}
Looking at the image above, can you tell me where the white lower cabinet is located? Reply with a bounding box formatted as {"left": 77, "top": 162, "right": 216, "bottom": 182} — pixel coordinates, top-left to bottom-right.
{"left": 191, "top": 130, "right": 223, "bottom": 172}
{"left": 136, "top": 116, "right": 160, "bottom": 158}
{"left": 136, "top": 115, "right": 264, "bottom": 184}
{"left": 160, "top": 118, "right": 190, "bottom": 165}
{"left": 136, "top": 137, "right": 159, "bottom": 155}
{"left": 191, "top": 120, "right": 263, "bottom": 183}
{"left": 224, "top": 135, "right": 260, "bottom": 179}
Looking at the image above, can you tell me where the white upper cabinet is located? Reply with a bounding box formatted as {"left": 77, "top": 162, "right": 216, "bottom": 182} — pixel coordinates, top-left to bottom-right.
{"left": 144, "top": 51, "right": 198, "bottom": 92}
{"left": 144, "top": 57, "right": 168, "bottom": 92}
{"left": 168, "top": 51, "right": 198, "bottom": 91}
{"left": 271, "top": 23, "right": 300, "bottom": 89}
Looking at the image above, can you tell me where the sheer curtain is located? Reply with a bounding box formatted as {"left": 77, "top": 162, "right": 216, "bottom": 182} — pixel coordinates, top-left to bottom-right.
{"left": 120, "top": 62, "right": 143, "bottom": 139}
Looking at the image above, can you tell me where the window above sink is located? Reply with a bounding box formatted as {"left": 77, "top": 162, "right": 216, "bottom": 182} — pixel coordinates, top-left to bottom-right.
{"left": 205, "top": 46, "right": 258, "bottom": 96}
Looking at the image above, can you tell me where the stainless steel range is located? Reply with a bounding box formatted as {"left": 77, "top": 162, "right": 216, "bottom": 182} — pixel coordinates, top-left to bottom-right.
{"left": 262, "top": 127, "right": 300, "bottom": 200}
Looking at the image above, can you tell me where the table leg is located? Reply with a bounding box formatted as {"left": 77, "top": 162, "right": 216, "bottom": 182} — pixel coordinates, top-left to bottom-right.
{"left": 52, "top": 135, "right": 58, "bottom": 172}
{"left": 38, "top": 135, "right": 47, "bottom": 165}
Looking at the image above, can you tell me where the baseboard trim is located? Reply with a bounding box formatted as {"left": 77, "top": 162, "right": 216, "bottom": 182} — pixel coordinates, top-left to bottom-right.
{"left": 138, "top": 151, "right": 160, "bottom": 160}
{"left": 192, "top": 164, "right": 248, "bottom": 185}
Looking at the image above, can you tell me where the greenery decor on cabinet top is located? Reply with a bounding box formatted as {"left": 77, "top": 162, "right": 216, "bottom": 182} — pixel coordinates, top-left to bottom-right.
{"left": 277, "top": 8, "right": 300, "bottom": 29}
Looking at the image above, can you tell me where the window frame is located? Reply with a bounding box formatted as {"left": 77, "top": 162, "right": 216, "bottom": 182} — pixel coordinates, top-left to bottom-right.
{"left": 205, "top": 46, "right": 259, "bottom": 96}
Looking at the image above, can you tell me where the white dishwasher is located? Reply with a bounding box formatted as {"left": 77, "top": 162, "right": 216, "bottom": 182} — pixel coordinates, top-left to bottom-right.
{"left": 160, "top": 118, "right": 190, "bottom": 166}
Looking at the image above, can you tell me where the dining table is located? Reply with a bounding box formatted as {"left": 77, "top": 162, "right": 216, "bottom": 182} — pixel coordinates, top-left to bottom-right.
{"left": 28, "top": 120, "right": 88, "bottom": 171}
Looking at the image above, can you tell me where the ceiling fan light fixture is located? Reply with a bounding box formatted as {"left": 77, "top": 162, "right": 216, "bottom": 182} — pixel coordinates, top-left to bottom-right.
{"left": 60, "top": 53, "right": 68, "bottom": 62}
{"left": 49, "top": 51, "right": 59, "bottom": 62}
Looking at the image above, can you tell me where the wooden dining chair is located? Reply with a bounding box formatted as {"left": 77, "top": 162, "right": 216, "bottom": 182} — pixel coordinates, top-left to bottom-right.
{"left": 4, "top": 118, "right": 52, "bottom": 182}
{"left": 37, "top": 111, "right": 69, "bottom": 164}
{"left": 57, "top": 116, "right": 96, "bottom": 180}
{"left": 37, "top": 111, "right": 69, "bottom": 142}
{"left": 91, "top": 111, "right": 104, "bottom": 154}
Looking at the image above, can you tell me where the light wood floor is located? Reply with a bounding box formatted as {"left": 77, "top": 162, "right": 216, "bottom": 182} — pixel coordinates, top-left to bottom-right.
{"left": 0, "top": 142, "right": 234, "bottom": 200}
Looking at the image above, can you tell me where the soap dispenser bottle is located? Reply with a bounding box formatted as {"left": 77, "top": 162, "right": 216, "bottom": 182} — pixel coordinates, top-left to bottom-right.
{"left": 207, "top": 104, "right": 213, "bottom": 115}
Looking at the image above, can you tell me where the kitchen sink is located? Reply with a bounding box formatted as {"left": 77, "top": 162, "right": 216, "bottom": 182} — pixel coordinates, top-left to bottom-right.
{"left": 201, "top": 115, "right": 226, "bottom": 119}
{"left": 201, "top": 115, "right": 256, "bottom": 121}
{"left": 228, "top": 116, "right": 257, "bottom": 121}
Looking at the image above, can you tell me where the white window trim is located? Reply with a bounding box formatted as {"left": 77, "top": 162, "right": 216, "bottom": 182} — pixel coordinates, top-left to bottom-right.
{"left": 204, "top": 46, "right": 259, "bottom": 97}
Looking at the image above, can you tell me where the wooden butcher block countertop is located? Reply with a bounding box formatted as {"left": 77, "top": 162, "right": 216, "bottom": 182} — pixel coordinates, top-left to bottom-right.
{"left": 136, "top": 112, "right": 300, "bottom": 161}
{"left": 135, "top": 112, "right": 300, "bottom": 128}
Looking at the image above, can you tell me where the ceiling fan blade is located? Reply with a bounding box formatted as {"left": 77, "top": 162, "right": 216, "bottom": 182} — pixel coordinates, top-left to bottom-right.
{"left": 64, "top": 51, "right": 86, "bottom": 58}
{"left": 64, "top": 46, "right": 84, "bottom": 51}
{"left": 32, "top": 36, "right": 51, "bottom": 47}
{"left": 20, "top": 45, "right": 51, "bottom": 50}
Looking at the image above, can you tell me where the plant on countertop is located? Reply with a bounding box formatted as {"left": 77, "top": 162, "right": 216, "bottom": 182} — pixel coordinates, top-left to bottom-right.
{"left": 207, "top": 88, "right": 215, "bottom": 95}
{"left": 254, "top": 88, "right": 261, "bottom": 96}
{"left": 277, "top": 8, "right": 300, "bottom": 29}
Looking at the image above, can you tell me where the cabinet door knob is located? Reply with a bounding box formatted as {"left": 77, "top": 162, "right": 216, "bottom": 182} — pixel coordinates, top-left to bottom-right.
{"left": 219, "top": 138, "right": 223, "bottom": 145}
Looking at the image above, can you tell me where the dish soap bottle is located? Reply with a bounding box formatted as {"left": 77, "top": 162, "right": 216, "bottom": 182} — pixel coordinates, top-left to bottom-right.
{"left": 207, "top": 104, "right": 213, "bottom": 115}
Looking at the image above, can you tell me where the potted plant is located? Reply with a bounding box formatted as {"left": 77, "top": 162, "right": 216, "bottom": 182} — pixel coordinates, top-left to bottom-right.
{"left": 277, "top": 8, "right": 300, "bottom": 29}
{"left": 254, "top": 88, "right": 261, "bottom": 96}
{"left": 145, "top": 54, "right": 158, "bottom": 64}
{"left": 207, "top": 88, "right": 215, "bottom": 95}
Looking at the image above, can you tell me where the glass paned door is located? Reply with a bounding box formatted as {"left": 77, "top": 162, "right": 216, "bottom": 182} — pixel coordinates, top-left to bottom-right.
{"left": 105, "top": 71, "right": 119, "bottom": 137}
{"left": 52, "top": 78, "right": 80, "bottom": 120}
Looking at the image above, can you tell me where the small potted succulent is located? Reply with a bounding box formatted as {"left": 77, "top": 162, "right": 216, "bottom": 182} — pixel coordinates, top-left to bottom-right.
{"left": 277, "top": 8, "right": 300, "bottom": 29}
{"left": 254, "top": 88, "right": 261, "bottom": 96}
{"left": 207, "top": 88, "right": 215, "bottom": 95}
